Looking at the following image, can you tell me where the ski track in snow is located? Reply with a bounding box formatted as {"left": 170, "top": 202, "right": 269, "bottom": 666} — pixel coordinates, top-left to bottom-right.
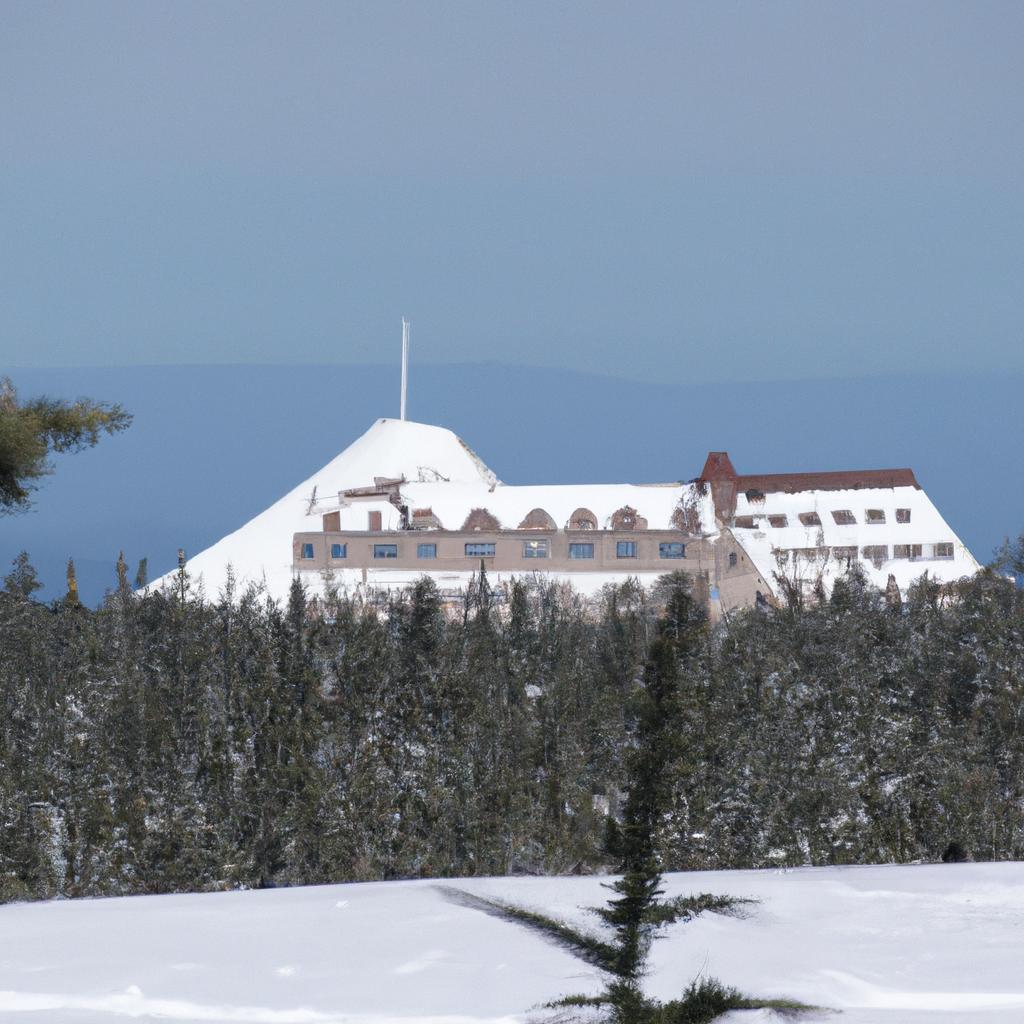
{"left": 821, "top": 970, "right": 1024, "bottom": 1011}
{"left": 0, "top": 987, "right": 517, "bottom": 1024}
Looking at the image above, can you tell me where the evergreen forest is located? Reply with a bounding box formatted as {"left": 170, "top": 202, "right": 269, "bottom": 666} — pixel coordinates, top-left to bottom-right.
{"left": 2, "top": 553, "right": 1023, "bottom": 904}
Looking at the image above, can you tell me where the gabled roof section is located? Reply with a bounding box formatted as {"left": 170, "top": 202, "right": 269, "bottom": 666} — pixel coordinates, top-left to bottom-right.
{"left": 736, "top": 468, "right": 920, "bottom": 495}
{"left": 698, "top": 451, "right": 921, "bottom": 522}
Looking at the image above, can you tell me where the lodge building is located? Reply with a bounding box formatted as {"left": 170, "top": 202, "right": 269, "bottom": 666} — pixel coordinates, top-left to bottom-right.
{"left": 284, "top": 423, "right": 978, "bottom": 613}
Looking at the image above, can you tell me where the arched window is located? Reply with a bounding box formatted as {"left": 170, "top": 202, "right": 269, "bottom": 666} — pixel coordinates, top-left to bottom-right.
{"left": 461, "top": 507, "right": 501, "bottom": 532}
{"left": 567, "top": 507, "right": 598, "bottom": 531}
{"left": 610, "top": 505, "right": 648, "bottom": 531}
{"left": 518, "top": 507, "right": 556, "bottom": 530}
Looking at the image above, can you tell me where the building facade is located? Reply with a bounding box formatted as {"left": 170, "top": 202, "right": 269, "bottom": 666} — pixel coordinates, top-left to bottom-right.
{"left": 287, "top": 424, "right": 979, "bottom": 613}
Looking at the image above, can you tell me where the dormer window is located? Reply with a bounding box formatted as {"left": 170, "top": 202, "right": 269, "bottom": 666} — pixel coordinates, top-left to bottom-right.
{"left": 894, "top": 544, "right": 922, "bottom": 559}
{"left": 832, "top": 510, "right": 856, "bottom": 525}
{"left": 798, "top": 512, "right": 821, "bottom": 527}
{"left": 767, "top": 515, "right": 788, "bottom": 528}
{"left": 568, "top": 508, "right": 598, "bottom": 531}
{"left": 862, "top": 545, "right": 888, "bottom": 566}
{"left": 734, "top": 515, "right": 755, "bottom": 529}
{"left": 865, "top": 509, "right": 886, "bottom": 524}
{"left": 896, "top": 508, "right": 911, "bottom": 523}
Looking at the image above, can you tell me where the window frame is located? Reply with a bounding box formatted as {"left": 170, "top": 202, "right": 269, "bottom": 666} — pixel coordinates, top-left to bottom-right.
{"left": 417, "top": 543, "right": 437, "bottom": 559}
{"left": 330, "top": 542, "right": 347, "bottom": 559}
{"left": 522, "top": 539, "right": 549, "bottom": 559}
{"left": 465, "top": 542, "right": 496, "bottom": 558}
{"left": 568, "top": 542, "right": 595, "bottom": 560}
{"left": 616, "top": 540, "right": 638, "bottom": 559}
{"left": 373, "top": 543, "right": 399, "bottom": 559}
{"left": 659, "top": 542, "right": 686, "bottom": 560}
{"left": 300, "top": 542, "right": 315, "bottom": 560}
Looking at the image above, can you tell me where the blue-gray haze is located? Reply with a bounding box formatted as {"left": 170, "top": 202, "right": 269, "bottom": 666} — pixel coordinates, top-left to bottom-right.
{"left": 4, "top": 365, "right": 1020, "bottom": 604}
{"left": 2, "top": 2, "right": 1022, "bottom": 381}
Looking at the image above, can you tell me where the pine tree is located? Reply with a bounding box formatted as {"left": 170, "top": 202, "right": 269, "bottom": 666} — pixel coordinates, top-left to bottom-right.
{"left": 596, "top": 573, "right": 706, "bottom": 1022}
{"left": 0, "top": 376, "right": 131, "bottom": 513}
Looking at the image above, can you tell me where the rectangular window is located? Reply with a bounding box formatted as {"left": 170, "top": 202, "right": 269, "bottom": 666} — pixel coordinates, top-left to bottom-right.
{"left": 865, "top": 509, "right": 886, "bottom": 524}
{"left": 832, "top": 510, "right": 856, "bottom": 525}
{"left": 833, "top": 546, "right": 858, "bottom": 561}
{"left": 330, "top": 543, "right": 346, "bottom": 559}
{"left": 896, "top": 508, "right": 911, "bottom": 523}
{"left": 373, "top": 544, "right": 398, "bottom": 559}
{"left": 659, "top": 542, "right": 685, "bottom": 559}
{"left": 862, "top": 545, "right": 889, "bottom": 565}
{"left": 465, "top": 542, "right": 495, "bottom": 557}
{"left": 568, "top": 542, "right": 594, "bottom": 559}
{"left": 301, "top": 542, "right": 314, "bottom": 560}
{"left": 798, "top": 512, "right": 822, "bottom": 527}
{"left": 616, "top": 540, "right": 637, "bottom": 558}
{"left": 734, "top": 515, "right": 755, "bottom": 529}
{"left": 522, "top": 539, "right": 549, "bottom": 559}
{"left": 767, "top": 514, "right": 788, "bottom": 528}
{"left": 935, "top": 542, "right": 954, "bottom": 559}
{"left": 417, "top": 543, "right": 436, "bottom": 559}
{"left": 792, "top": 547, "right": 820, "bottom": 560}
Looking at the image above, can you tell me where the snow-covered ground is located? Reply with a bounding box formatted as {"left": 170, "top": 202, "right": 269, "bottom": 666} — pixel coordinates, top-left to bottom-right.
{"left": 1, "top": 863, "right": 1022, "bottom": 1023}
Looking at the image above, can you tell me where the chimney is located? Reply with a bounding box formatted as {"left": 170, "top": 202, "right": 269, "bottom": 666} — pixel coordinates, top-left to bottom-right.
{"left": 698, "top": 451, "right": 739, "bottom": 523}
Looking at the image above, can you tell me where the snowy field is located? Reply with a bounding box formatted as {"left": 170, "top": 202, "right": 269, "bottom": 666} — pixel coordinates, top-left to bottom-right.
{"left": 1, "top": 863, "right": 1022, "bottom": 1023}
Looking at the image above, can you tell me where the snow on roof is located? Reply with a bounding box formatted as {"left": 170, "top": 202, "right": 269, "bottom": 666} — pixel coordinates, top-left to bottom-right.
{"left": 153, "top": 420, "right": 979, "bottom": 604}
{"left": 728, "top": 483, "right": 980, "bottom": 594}
{"left": 398, "top": 481, "right": 695, "bottom": 532}
{"left": 151, "top": 418, "right": 500, "bottom": 599}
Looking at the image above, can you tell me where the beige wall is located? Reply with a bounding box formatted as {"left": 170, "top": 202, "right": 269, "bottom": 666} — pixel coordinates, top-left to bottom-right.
{"left": 292, "top": 527, "right": 770, "bottom": 611}
{"left": 295, "top": 528, "right": 708, "bottom": 572}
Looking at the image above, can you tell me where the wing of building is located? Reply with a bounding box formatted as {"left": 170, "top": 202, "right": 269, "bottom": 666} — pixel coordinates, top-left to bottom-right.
{"left": 154, "top": 418, "right": 980, "bottom": 610}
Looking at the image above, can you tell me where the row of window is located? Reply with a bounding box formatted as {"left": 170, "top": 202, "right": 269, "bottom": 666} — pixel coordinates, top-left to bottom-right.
{"left": 735, "top": 508, "right": 912, "bottom": 529}
{"left": 777, "top": 542, "right": 954, "bottom": 564}
{"left": 300, "top": 540, "right": 687, "bottom": 561}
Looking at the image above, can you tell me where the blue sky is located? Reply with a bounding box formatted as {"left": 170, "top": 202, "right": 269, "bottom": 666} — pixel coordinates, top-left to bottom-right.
{"left": 2, "top": 1, "right": 1022, "bottom": 382}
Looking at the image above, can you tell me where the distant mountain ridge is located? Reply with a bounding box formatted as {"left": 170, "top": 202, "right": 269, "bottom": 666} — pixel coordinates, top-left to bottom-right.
{"left": 3, "top": 364, "right": 1020, "bottom": 603}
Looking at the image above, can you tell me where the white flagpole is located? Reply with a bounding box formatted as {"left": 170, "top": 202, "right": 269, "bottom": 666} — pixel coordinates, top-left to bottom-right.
{"left": 400, "top": 317, "right": 409, "bottom": 421}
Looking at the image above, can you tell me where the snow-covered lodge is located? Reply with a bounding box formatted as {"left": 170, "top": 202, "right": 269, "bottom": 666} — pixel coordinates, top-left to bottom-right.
{"left": 168, "top": 417, "right": 979, "bottom": 613}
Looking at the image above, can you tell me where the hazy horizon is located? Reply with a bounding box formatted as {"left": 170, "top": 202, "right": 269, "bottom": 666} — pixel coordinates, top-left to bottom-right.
{"left": 5, "top": 363, "right": 1020, "bottom": 603}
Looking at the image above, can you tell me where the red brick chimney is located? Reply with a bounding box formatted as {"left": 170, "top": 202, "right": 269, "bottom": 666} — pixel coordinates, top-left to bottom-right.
{"left": 698, "top": 451, "right": 739, "bottom": 523}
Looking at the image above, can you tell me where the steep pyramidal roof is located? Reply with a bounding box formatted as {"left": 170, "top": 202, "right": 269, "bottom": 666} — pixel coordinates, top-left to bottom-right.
{"left": 153, "top": 418, "right": 498, "bottom": 598}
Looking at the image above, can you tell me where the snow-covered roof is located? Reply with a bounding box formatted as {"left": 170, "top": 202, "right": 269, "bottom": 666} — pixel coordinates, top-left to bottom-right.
{"left": 152, "top": 419, "right": 979, "bottom": 604}
{"left": 726, "top": 479, "right": 980, "bottom": 594}
{"left": 152, "top": 419, "right": 500, "bottom": 599}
